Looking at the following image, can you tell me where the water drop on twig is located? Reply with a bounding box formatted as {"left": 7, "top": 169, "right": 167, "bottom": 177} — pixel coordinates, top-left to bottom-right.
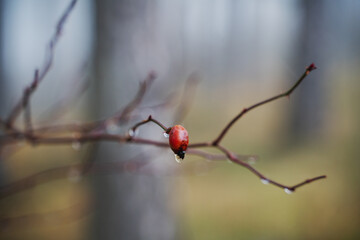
{"left": 128, "top": 128, "right": 139, "bottom": 137}
{"left": 163, "top": 132, "right": 169, "bottom": 138}
{"left": 261, "top": 179, "right": 270, "bottom": 185}
{"left": 284, "top": 188, "right": 293, "bottom": 194}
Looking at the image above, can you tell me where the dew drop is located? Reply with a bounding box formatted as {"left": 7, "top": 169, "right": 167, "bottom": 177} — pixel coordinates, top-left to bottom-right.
{"left": 174, "top": 154, "right": 183, "bottom": 163}
{"left": 284, "top": 188, "right": 293, "bottom": 194}
{"left": 128, "top": 129, "right": 135, "bottom": 137}
{"left": 163, "top": 132, "right": 169, "bottom": 138}
{"left": 261, "top": 179, "right": 270, "bottom": 185}
{"left": 71, "top": 141, "right": 81, "bottom": 151}
{"left": 128, "top": 128, "right": 139, "bottom": 137}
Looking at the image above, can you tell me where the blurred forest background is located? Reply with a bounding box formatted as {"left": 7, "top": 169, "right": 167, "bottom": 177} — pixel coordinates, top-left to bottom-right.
{"left": 0, "top": 0, "right": 360, "bottom": 239}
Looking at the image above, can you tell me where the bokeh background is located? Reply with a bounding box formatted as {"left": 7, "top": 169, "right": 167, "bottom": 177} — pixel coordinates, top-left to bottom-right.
{"left": 1, "top": 0, "right": 360, "bottom": 239}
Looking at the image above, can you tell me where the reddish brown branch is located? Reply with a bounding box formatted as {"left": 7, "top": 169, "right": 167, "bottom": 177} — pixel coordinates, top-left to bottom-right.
{"left": 212, "top": 63, "right": 317, "bottom": 145}
{"left": 288, "top": 175, "right": 327, "bottom": 190}
{"left": 0, "top": 0, "right": 325, "bottom": 196}
{"left": 129, "top": 115, "right": 169, "bottom": 137}
{"left": 5, "top": 0, "right": 77, "bottom": 129}
{"left": 1, "top": 64, "right": 325, "bottom": 194}
{"left": 126, "top": 115, "right": 326, "bottom": 192}
{"left": 216, "top": 144, "right": 326, "bottom": 192}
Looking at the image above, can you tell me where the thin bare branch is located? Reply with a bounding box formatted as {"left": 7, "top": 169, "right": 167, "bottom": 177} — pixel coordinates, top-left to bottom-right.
{"left": 128, "top": 115, "right": 169, "bottom": 139}
{"left": 0, "top": 1, "right": 325, "bottom": 196}
{"left": 6, "top": 0, "right": 78, "bottom": 128}
{"left": 216, "top": 144, "right": 326, "bottom": 192}
{"left": 212, "top": 63, "right": 317, "bottom": 145}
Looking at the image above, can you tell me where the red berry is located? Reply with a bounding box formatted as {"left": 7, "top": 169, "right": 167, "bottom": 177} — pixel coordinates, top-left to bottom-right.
{"left": 168, "top": 125, "right": 189, "bottom": 159}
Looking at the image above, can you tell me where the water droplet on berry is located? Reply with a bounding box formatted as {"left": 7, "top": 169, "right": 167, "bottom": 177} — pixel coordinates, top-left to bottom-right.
{"left": 174, "top": 154, "right": 183, "bottom": 163}
{"left": 163, "top": 132, "right": 169, "bottom": 138}
{"left": 261, "top": 179, "right": 270, "bottom": 185}
{"left": 284, "top": 188, "right": 293, "bottom": 194}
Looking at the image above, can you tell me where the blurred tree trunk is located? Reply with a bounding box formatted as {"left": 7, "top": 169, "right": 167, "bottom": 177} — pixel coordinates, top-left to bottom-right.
{"left": 0, "top": 0, "right": 6, "bottom": 119}
{"left": 91, "top": 1, "right": 175, "bottom": 239}
{"left": 287, "top": 0, "right": 327, "bottom": 144}
{"left": 0, "top": 0, "right": 6, "bottom": 184}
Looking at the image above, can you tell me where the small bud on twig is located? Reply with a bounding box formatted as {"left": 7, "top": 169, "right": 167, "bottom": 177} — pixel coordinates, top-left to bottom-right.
{"left": 307, "top": 63, "right": 317, "bottom": 72}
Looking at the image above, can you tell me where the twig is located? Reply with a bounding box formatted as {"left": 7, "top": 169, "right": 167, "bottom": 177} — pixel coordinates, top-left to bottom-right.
{"left": 212, "top": 63, "right": 317, "bottom": 145}
{"left": 0, "top": 118, "right": 326, "bottom": 194}
{"left": 216, "top": 144, "right": 326, "bottom": 192}
{"left": 1, "top": 69, "right": 326, "bottom": 193}
{"left": 125, "top": 113, "right": 326, "bottom": 192}
{"left": 5, "top": 0, "right": 78, "bottom": 128}
{"left": 128, "top": 115, "right": 169, "bottom": 138}
{"left": 0, "top": 0, "right": 325, "bottom": 195}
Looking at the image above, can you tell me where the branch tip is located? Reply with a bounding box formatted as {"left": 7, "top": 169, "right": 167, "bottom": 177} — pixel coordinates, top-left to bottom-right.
{"left": 307, "top": 63, "right": 317, "bottom": 72}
